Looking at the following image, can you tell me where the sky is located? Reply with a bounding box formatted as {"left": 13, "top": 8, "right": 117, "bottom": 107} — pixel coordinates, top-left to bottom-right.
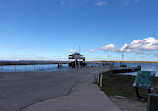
{"left": 0, "top": 0, "right": 158, "bottom": 61}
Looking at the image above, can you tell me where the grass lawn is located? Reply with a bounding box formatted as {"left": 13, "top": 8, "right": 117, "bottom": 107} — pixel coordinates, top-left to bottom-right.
{"left": 101, "top": 72, "right": 158, "bottom": 99}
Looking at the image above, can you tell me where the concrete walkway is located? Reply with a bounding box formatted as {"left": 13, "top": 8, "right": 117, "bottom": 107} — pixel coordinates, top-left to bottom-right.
{"left": 21, "top": 66, "right": 121, "bottom": 111}
{"left": 0, "top": 65, "right": 121, "bottom": 111}
{"left": 22, "top": 82, "right": 121, "bottom": 111}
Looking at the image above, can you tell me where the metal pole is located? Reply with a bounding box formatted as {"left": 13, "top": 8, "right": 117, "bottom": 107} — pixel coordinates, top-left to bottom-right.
{"left": 1, "top": 65, "right": 3, "bottom": 72}
{"left": 135, "top": 87, "right": 141, "bottom": 99}
{"left": 100, "top": 74, "right": 103, "bottom": 88}
{"left": 122, "top": 52, "right": 124, "bottom": 61}
{"left": 79, "top": 46, "right": 81, "bottom": 69}
{"left": 0, "top": 65, "right": 3, "bottom": 78}
{"left": 75, "top": 59, "right": 76, "bottom": 68}
{"left": 15, "top": 66, "right": 16, "bottom": 72}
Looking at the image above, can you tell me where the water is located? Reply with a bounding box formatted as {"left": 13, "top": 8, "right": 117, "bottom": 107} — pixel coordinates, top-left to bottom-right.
{"left": 0, "top": 61, "right": 109, "bottom": 72}
{"left": 115, "top": 62, "right": 158, "bottom": 76}
{"left": 0, "top": 62, "right": 158, "bottom": 76}
{"left": 0, "top": 64, "right": 70, "bottom": 72}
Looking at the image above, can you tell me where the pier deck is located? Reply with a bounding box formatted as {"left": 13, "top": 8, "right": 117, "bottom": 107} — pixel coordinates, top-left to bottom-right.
{"left": 0, "top": 65, "right": 120, "bottom": 111}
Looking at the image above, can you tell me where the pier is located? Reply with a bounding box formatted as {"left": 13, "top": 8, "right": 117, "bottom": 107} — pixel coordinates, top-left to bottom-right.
{"left": 0, "top": 65, "right": 121, "bottom": 111}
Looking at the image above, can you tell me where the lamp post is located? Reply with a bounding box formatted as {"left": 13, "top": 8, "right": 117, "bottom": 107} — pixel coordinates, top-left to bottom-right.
{"left": 121, "top": 52, "right": 124, "bottom": 62}
{"left": 78, "top": 46, "right": 80, "bottom": 68}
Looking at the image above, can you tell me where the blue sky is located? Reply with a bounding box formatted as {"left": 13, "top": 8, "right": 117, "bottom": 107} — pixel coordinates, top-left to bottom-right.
{"left": 0, "top": 0, "right": 158, "bottom": 61}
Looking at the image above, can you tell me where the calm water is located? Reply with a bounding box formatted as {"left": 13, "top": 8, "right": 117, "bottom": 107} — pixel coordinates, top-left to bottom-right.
{"left": 115, "top": 62, "right": 158, "bottom": 76}
{"left": 0, "top": 61, "right": 107, "bottom": 73}
{"left": 0, "top": 64, "right": 70, "bottom": 72}
{"left": 0, "top": 62, "right": 158, "bottom": 76}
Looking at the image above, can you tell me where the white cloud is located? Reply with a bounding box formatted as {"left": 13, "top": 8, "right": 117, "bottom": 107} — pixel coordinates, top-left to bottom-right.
{"left": 88, "top": 49, "right": 95, "bottom": 52}
{"left": 140, "top": 38, "right": 158, "bottom": 50}
{"left": 122, "top": 0, "right": 141, "bottom": 5}
{"left": 119, "top": 43, "right": 140, "bottom": 53}
{"left": 69, "top": 49, "right": 77, "bottom": 53}
{"left": 119, "top": 44, "right": 128, "bottom": 52}
{"left": 94, "top": 1, "right": 107, "bottom": 6}
{"left": 120, "top": 37, "right": 158, "bottom": 53}
{"left": 100, "top": 44, "right": 116, "bottom": 52}
{"left": 60, "top": 0, "right": 86, "bottom": 7}
{"left": 59, "top": 0, "right": 107, "bottom": 7}
{"left": 99, "top": 37, "right": 158, "bottom": 55}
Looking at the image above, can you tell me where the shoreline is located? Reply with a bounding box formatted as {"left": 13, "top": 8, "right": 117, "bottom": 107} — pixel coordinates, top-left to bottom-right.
{"left": 1, "top": 60, "right": 158, "bottom": 66}
{"left": 88, "top": 60, "right": 158, "bottom": 63}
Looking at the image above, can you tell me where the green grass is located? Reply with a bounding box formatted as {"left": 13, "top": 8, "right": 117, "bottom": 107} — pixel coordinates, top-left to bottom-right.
{"left": 101, "top": 72, "right": 158, "bottom": 99}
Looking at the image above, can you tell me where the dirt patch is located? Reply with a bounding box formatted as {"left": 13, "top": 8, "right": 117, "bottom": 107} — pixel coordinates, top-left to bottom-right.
{"left": 110, "top": 96, "right": 146, "bottom": 111}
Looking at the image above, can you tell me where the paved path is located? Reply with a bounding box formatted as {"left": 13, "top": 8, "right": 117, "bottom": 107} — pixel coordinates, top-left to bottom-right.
{"left": 22, "top": 82, "right": 121, "bottom": 111}
{"left": 0, "top": 65, "right": 120, "bottom": 111}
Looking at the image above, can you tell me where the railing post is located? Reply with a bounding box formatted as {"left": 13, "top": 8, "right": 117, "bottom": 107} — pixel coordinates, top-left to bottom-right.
{"left": 0, "top": 65, "right": 3, "bottom": 78}
{"left": 1, "top": 65, "right": 3, "bottom": 72}
{"left": 100, "top": 74, "right": 103, "bottom": 88}
{"left": 15, "top": 66, "right": 16, "bottom": 72}
{"left": 95, "top": 73, "right": 98, "bottom": 82}
{"left": 97, "top": 73, "right": 100, "bottom": 83}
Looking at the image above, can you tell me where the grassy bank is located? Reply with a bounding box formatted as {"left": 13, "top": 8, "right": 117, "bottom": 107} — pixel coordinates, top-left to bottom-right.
{"left": 101, "top": 72, "right": 158, "bottom": 99}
